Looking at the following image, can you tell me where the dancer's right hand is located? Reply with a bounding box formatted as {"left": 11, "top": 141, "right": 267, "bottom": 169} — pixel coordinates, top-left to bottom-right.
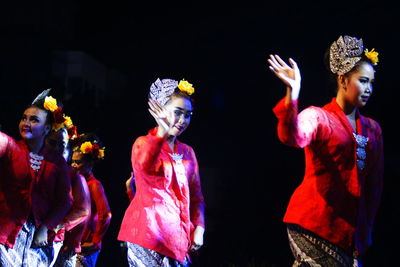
{"left": 148, "top": 99, "right": 174, "bottom": 137}
{"left": 268, "top": 54, "right": 301, "bottom": 101}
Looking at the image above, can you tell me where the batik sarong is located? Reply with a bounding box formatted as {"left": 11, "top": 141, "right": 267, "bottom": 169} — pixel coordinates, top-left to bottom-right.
{"left": 0, "top": 221, "right": 35, "bottom": 267}
{"left": 53, "top": 246, "right": 77, "bottom": 267}
{"left": 126, "top": 242, "right": 189, "bottom": 267}
{"left": 287, "top": 223, "right": 360, "bottom": 267}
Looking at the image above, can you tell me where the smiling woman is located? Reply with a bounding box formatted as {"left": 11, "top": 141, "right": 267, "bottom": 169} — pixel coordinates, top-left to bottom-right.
{"left": 0, "top": 89, "right": 72, "bottom": 266}
{"left": 19, "top": 107, "right": 51, "bottom": 141}
{"left": 118, "top": 78, "right": 205, "bottom": 267}
{"left": 267, "top": 35, "right": 384, "bottom": 266}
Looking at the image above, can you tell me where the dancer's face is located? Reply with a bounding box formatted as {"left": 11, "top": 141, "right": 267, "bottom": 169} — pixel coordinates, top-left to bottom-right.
{"left": 71, "top": 151, "right": 93, "bottom": 175}
{"left": 342, "top": 62, "right": 375, "bottom": 108}
{"left": 19, "top": 107, "right": 50, "bottom": 141}
{"left": 164, "top": 96, "right": 193, "bottom": 137}
{"left": 46, "top": 128, "right": 69, "bottom": 161}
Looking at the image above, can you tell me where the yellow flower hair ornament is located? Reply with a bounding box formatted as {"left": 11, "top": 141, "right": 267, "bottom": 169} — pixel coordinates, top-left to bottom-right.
{"left": 52, "top": 114, "right": 78, "bottom": 140}
{"left": 80, "top": 141, "right": 105, "bottom": 160}
{"left": 31, "top": 89, "right": 71, "bottom": 132}
{"left": 364, "top": 48, "right": 379, "bottom": 65}
{"left": 52, "top": 122, "right": 65, "bottom": 132}
{"left": 43, "top": 96, "right": 59, "bottom": 112}
{"left": 62, "top": 115, "right": 78, "bottom": 140}
{"left": 178, "top": 79, "right": 195, "bottom": 95}
{"left": 64, "top": 116, "right": 73, "bottom": 128}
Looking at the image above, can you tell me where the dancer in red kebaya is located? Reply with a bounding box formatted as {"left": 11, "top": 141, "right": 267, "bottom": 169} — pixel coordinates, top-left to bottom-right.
{"left": 0, "top": 89, "right": 72, "bottom": 266}
{"left": 118, "top": 78, "right": 205, "bottom": 267}
{"left": 268, "top": 35, "right": 383, "bottom": 266}
{"left": 71, "top": 133, "right": 111, "bottom": 267}
{"left": 45, "top": 118, "right": 91, "bottom": 267}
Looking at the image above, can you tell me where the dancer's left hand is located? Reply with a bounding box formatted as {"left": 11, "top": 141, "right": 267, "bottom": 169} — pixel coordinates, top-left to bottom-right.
{"left": 33, "top": 225, "right": 48, "bottom": 247}
{"left": 190, "top": 226, "right": 204, "bottom": 252}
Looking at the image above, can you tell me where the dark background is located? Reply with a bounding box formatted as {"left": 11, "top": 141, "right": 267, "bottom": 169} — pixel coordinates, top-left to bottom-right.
{"left": 1, "top": 1, "right": 399, "bottom": 266}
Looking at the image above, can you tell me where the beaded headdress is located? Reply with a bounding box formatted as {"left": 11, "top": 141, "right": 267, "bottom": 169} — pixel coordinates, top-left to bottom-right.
{"left": 329, "top": 35, "right": 379, "bottom": 75}
{"left": 329, "top": 35, "right": 364, "bottom": 75}
{"left": 149, "top": 78, "right": 195, "bottom": 106}
{"left": 149, "top": 78, "right": 178, "bottom": 106}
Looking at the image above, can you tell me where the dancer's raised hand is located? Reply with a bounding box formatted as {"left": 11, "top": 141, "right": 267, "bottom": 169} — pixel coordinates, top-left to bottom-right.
{"left": 268, "top": 54, "right": 301, "bottom": 101}
{"left": 148, "top": 99, "right": 175, "bottom": 137}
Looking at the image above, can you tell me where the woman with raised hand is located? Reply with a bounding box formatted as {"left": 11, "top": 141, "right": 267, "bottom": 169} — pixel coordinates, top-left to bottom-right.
{"left": 268, "top": 36, "right": 383, "bottom": 266}
{"left": 0, "top": 89, "right": 72, "bottom": 266}
{"left": 118, "top": 78, "right": 206, "bottom": 267}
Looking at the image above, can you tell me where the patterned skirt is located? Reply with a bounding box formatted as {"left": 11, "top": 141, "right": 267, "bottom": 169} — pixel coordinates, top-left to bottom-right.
{"left": 0, "top": 221, "right": 56, "bottom": 267}
{"left": 287, "top": 223, "right": 360, "bottom": 267}
{"left": 52, "top": 244, "right": 76, "bottom": 267}
{"left": 126, "top": 242, "right": 189, "bottom": 267}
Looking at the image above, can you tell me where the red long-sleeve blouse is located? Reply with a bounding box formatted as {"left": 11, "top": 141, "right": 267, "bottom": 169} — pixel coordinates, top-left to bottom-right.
{"left": 118, "top": 127, "right": 205, "bottom": 263}
{"left": 80, "top": 173, "right": 112, "bottom": 248}
{"left": 273, "top": 97, "right": 384, "bottom": 255}
{"left": 55, "top": 168, "right": 91, "bottom": 253}
{"left": 0, "top": 132, "right": 73, "bottom": 248}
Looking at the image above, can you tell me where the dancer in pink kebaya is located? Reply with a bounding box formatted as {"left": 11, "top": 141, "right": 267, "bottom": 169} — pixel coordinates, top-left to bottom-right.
{"left": 118, "top": 78, "right": 205, "bottom": 267}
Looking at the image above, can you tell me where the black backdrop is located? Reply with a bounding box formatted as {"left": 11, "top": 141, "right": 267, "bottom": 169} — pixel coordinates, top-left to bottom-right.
{"left": 1, "top": 2, "right": 399, "bottom": 266}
